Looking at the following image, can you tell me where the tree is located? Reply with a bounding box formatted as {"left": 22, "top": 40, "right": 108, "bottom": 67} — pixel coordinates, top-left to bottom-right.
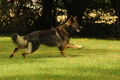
{"left": 35, "top": 0, "right": 54, "bottom": 30}
{"left": 62, "top": 0, "right": 113, "bottom": 24}
{"left": 0, "top": 0, "right": 41, "bottom": 34}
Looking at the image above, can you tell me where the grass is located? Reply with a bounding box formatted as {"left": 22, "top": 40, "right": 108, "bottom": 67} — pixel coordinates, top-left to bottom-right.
{"left": 0, "top": 37, "right": 120, "bottom": 80}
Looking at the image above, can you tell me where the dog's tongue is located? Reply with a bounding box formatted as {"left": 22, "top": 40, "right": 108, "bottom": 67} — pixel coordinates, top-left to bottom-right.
{"left": 76, "top": 29, "right": 80, "bottom": 32}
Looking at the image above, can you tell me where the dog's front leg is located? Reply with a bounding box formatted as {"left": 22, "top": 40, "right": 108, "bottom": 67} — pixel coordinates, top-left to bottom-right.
{"left": 65, "top": 43, "right": 82, "bottom": 49}
{"left": 58, "top": 47, "right": 71, "bottom": 57}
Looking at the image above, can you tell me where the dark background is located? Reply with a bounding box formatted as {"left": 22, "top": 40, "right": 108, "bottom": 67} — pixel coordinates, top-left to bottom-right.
{"left": 0, "top": 0, "right": 120, "bottom": 39}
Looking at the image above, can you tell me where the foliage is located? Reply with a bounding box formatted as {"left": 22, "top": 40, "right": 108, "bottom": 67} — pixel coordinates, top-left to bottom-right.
{"left": 80, "top": 8, "right": 118, "bottom": 38}
{"left": 0, "top": 0, "right": 42, "bottom": 34}
{"left": 83, "top": 9, "right": 117, "bottom": 24}
{"left": 0, "top": 0, "right": 119, "bottom": 38}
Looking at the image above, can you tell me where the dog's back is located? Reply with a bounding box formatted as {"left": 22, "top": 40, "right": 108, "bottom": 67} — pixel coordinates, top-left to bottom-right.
{"left": 23, "top": 29, "right": 62, "bottom": 47}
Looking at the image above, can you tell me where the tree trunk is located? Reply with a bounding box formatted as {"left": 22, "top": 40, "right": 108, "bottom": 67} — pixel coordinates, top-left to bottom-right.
{"left": 62, "top": 0, "right": 85, "bottom": 24}
{"left": 38, "top": 0, "right": 54, "bottom": 30}
{"left": 110, "top": 0, "right": 120, "bottom": 22}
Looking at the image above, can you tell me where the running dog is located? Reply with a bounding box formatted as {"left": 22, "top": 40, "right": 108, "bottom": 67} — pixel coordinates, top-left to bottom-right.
{"left": 10, "top": 16, "right": 82, "bottom": 58}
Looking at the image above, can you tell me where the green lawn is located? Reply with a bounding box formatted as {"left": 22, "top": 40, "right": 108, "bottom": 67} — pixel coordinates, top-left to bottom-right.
{"left": 0, "top": 37, "right": 120, "bottom": 80}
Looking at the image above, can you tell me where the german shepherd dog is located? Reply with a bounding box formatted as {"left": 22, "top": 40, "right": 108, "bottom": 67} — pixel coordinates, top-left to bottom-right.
{"left": 10, "top": 16, "right": 82, "bottom": 58}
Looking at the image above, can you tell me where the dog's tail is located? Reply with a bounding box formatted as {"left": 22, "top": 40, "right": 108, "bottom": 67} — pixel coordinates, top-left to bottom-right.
{"left": 11, "top": 33, "right": 27, "bottom": 47}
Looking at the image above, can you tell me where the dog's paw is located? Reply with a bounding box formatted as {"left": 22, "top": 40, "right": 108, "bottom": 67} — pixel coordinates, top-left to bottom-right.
{"left": 10, "top": 55, "right": 14, "bottom": 58}
{"left": 22, "top": 53, "right": 27, "bottom": 58}
{"left": 62, "top": 55, "right": 71, "bottom": 58}
{"left": 76, "top": 45, "right": 83, "bottom": 49}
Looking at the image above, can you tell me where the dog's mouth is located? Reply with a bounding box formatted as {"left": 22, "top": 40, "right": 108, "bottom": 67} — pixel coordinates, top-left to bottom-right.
{"left": 76, "top": 29, "right": 80, "bottom": 32}
{"left": 75, "top": 26, "right": 82, "bottom": 32}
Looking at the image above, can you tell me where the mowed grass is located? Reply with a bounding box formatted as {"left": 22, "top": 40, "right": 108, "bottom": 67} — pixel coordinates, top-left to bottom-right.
{"left": 0, "top": 37, "right": 120, "bottom": 80}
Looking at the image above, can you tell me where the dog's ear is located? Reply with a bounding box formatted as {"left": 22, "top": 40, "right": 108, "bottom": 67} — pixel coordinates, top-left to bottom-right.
{"left": 70, "top": 16, "right": 77, "bottom": 21}
{"left": 70, "top": 15, "right": 74, "bottom": 18}
{"left": 68, "top": 15, "right": 74, "bottom": 21}
{"left": 65, "top": 16, "right": 73, "bottom": 25}
{"left": 73, "top": 16, "right": 77, "bottom": 20}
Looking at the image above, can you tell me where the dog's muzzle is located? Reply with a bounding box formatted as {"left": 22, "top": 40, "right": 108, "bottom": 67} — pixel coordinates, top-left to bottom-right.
{"left": 76, "top": 26, "right": 82, "bottom": 32}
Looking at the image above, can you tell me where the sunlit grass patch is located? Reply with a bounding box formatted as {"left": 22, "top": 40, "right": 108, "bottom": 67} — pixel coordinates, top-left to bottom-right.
{"left": 0, "top": 37, "right": 120, "bottom": 80}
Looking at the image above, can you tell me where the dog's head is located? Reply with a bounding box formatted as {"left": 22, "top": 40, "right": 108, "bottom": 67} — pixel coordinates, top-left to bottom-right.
{"left": 65, "top": 16, "right": 82, "bottom": 33}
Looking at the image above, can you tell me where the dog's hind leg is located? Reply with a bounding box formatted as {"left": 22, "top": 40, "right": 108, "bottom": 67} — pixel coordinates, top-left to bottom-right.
{"left": 10, "top": 47, "right": 21, "bottom": 58}
{"left": 58, "top": 47, "right": 71, "bottom": 57}
{"left": 22, "top": 42, "right": 40, "bottom": 58}
{"left": 22, "top": 42, "right": 32, "bottom": 58}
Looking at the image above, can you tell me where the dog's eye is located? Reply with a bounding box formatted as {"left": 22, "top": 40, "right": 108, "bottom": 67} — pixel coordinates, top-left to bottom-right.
{"left": 75, "top": 23, "right": 78, "bottom": 26}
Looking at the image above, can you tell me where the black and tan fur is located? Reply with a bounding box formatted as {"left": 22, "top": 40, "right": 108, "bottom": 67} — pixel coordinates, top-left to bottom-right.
{"left": 10, "top": 16, "right": 82, "bottom": 58}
